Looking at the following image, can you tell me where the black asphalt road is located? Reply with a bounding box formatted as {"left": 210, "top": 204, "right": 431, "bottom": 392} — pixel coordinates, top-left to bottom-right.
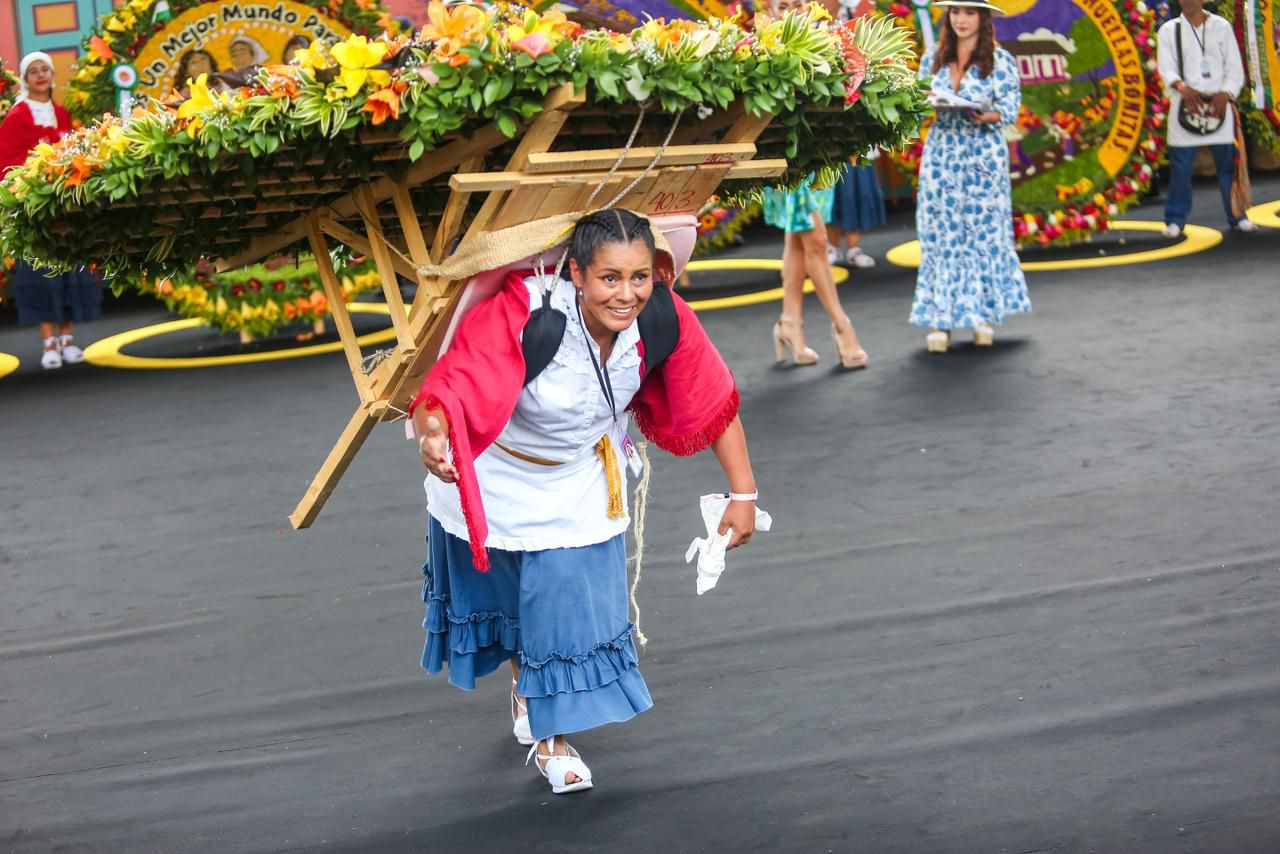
{"left": 2, "top": 178, "right": 1278, "bottom": 853}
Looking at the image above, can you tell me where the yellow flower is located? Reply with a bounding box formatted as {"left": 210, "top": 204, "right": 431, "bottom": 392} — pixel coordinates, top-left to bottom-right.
{"left": 293, "top": 42, "right": 333, "bottom": 73}
{"left": 758, "top": 23, "right": 784, "bottom": 53}
{"left": 176, "top": 73, "right": 219, "bottom": 133}
{"left": 105, "top": 9, "right": 137, "bottom": 32}
{"left": 128, "top": 0, "right": 153, "bottom": 14}
{"left": 102, "top": 124, "right": 130, "bottom": 156}
{"left": 330, "top": 35, "right": 390, "bottom": 94}
{"left": 805, "top": 1, "right": 832, "bottom": 23}
{"left": 74, "top": 64, "right": 104, "bottom": 83}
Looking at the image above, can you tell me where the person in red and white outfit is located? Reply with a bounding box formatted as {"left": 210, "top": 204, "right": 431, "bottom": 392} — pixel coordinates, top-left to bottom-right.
{"left": 409, "top": 210, "right": 758, "bottom": 795}
{"left": 0, "top": 52, "right": 102, "bottom": 369}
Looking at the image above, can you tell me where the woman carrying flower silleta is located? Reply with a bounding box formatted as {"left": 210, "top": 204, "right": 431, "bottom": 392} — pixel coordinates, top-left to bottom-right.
{"left": 410, "top": 211, "right": 758, "bottom": 795}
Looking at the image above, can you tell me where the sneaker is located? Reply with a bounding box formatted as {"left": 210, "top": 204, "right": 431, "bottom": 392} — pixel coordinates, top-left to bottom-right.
{"left": 41, "top": 340, "right": 63, "bottom": 370}
{"left": 1234, "top": 219, "right": 1258, "bottom": 233}
{"left": 825, "top": 244, "right": 839, "bottom": 266}
{"left": 1161, "top": 223, "right": 1182, "bottom": 239}
{"left": 845, "top": 248, "right": 876, "bottom": 269}
{"left": 59, "top": 335, "right": 85, "bottom": 364}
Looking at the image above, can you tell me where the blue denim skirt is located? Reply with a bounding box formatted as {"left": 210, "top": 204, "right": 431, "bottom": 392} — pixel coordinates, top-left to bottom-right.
{"left": 420, "top": 515, "right": 653, "bottom": 740}
{"left": 831, "top": 163, "right": 887, "bottom": 233}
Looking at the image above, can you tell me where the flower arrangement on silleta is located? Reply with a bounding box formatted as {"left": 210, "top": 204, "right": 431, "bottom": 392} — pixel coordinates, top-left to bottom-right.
{"left": 141, "top": 253, "right": 379, "bottom": 338}
{"left": 0, "top": 3, "right": 925, "bottom": 283}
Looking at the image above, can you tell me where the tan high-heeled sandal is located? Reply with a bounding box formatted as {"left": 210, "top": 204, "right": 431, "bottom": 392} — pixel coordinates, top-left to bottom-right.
{"left": 773, "top": 315, "right": 819, "bottom": 365}
{"left": 926, "top": 329, "right": 950, "bottom": 353}
{"left": 831, "top": 317, "right": 869, "bottom": 370}
{"left": 973, "top": 323, "right": 994, "bottom": 347}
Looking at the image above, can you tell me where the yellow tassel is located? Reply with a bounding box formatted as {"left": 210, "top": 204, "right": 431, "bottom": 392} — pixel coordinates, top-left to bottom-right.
{"left": 596, "top": 435, "right": 625, "bottom": 520}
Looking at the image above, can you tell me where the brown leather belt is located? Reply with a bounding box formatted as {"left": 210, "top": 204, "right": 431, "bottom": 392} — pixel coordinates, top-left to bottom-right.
{"left": 494, "top": 442, "right": 563, "bottom": 467}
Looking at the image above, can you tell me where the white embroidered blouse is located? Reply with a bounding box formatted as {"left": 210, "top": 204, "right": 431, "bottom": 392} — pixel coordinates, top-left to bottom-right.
{"left": 425, "top": 276, "right": 643, "bottom": 551}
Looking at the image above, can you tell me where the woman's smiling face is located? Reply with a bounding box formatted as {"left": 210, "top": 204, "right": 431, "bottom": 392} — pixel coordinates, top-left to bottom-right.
{"left": 570, "top": 239, "right": 655, "bottom": 341}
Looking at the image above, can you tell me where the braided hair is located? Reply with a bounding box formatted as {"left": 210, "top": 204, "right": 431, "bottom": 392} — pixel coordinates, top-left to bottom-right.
{"left": 566, "top": 210, "right": 658, "bottom": 279}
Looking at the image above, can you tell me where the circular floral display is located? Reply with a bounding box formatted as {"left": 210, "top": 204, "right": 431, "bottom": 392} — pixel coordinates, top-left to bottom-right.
{"left": 1222, "top": 0, "right": 1280, "bottom": 154}
{"left": 142, "top": 253, "right": 379, "bottom": 337}
{"left": 881, "top": 0, "right": 1166, "bottom": 246}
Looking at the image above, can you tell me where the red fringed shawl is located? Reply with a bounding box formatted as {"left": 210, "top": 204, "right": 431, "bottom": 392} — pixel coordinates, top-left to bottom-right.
{"left": 410, "top": 270, "right": 739, "bottom": 571}
{"left": 0, "top": 100, "right": 72, "bottom": 171}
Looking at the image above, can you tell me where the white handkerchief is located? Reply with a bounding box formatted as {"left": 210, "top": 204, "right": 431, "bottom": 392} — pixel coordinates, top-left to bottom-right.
{"left": 684, "top": 493, "right": 772, "bottom": 595}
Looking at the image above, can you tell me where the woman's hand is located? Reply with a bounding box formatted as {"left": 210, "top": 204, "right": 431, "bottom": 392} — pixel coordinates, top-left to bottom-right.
{"left": 969, "top": 110, "right": 1001, "bottom": 126}
{"left": 710, "top": 415, "right": 757, "bottom": 549}
{"left": 414, "top": 408, "right": 457, "bottom": 483}
{"left": 718, "top": 499, "right": 756, "bottom": 550}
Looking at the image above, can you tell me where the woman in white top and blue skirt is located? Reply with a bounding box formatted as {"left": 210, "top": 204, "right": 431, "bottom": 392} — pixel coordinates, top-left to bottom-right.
{"left": 410, "top": 210, "right": 758, "bottom": 795}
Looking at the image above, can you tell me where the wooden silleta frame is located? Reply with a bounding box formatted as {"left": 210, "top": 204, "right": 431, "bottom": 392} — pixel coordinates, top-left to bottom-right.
{"left": 208, "top": 85, "right": 786, "bottom": 529}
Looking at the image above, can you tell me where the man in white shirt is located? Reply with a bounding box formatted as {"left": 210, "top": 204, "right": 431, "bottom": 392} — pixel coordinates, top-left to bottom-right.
{"left": 1156, "top": 0, "right": 1257, "bottom": 236}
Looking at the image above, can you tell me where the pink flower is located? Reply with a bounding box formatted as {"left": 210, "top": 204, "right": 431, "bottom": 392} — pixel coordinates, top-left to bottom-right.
{"left": 416, "top": 65, "right": 440, "bottom": 85}
{"left": 512, "top": 31, "right": 553, "bottom": 59}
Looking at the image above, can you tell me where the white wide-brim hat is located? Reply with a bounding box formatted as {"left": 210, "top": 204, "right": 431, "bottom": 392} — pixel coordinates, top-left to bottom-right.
{"left": 935, "top": 1, "right": 1006, "bottom": 14}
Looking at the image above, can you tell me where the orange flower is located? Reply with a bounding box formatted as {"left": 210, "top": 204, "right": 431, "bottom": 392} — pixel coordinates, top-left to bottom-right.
{"left": 363, "top": 86, "right": 400, "bottom": 125}
{"left": 63, "top": 155, "right": 94, "bottom": 189}
{"left": 420, "top": 0, "right": 489, "bottom": 68}
{"left": 262, "top": 66, "right": 300, "bottom": 99}
{"left": 88, "top": 35, "right": 115, "bottom": 62}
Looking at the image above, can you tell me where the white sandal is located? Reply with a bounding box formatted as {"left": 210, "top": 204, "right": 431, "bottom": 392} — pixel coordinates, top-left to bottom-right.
{"left": 526, "top": 736, "right": 593, "bottom": 794}
{"left": 511, "top": 680, "right": 533, "bottom": 746}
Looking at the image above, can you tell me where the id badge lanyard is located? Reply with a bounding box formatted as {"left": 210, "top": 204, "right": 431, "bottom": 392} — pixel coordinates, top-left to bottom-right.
{"left": 1190, "top": 21, "right": 1211, "bottom": 79}
{"left": 578, "top": 299, "right": 643, "bottom": 477}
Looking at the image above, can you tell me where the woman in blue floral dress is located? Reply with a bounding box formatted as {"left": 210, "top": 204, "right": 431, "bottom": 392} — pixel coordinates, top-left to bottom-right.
{"left": 912, "top": 0, "right": 1030, "bottom": 352}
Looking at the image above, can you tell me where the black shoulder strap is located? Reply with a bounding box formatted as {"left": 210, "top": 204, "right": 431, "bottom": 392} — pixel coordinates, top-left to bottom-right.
{"left": 521, "top": 288, "right": 566, "bottom": 386}
{"left": 1176, "top": 21, "right": 1184, "bottom": 80}
{"left": 520, "top": 282, "right": 680, "bottom": 386}
{"left": 636, "top": 283, "right": 679, "bottom": 378}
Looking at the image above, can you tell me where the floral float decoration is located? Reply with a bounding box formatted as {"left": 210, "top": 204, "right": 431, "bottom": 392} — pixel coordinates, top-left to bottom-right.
{"left": 1222, "top": 0, "right": 1280, "bottom": 155}
{"left": 0, "top": 5, "right": 927, "bottom": 283}
{"left": 64, "top": 0, "right": 388, "bottom": 123}
{"left": 879, "top": 0, "right": 1166, "bottom": 246}
{"left": 0, "top": 57, "right": 19, "bottom": 119}
{"left": 141, "top": 252, "right": 379, "bottom": 338}
{"left": 693, "top": 200, "right": 761, "bottom": 255}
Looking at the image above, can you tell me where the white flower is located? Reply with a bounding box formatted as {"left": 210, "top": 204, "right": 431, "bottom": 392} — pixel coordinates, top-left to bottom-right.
{"left": 690, "top": 29, "right": 719, "bottom": 59}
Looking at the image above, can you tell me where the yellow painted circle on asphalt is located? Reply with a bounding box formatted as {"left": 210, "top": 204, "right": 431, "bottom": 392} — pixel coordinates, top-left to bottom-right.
{"left": 682, "top": 260, "right": 849, "bottom": 312}
{"left": 84, "top": 304, "right": 395, "bottom": 369}
{"left": 885, "top": 221, "right": 1222, "bottom": 271}
{"left": 0, "top": 352, "right": 18, "bottom": 379}
{"left": 1245, "top": 199, "right": 1280, "bottom": 229}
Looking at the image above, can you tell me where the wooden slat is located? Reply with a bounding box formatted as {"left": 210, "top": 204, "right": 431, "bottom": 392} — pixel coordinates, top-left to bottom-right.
{"left": 289, "top": 404, "right": 380, "bottom": 528}
{"left": 317, "top": 216, "right": 423, "bottom": 284}
{"left": 354, "top": 185, "right": 415, "bottom": 355}
{"left": 523, "top": 144, "right": 756, "bottom": 173}
{"left": 450, "top": 158, "right": 785, "bottom": 193}
{"left": 306, "top": 216, "right": 371, "bottom": 402}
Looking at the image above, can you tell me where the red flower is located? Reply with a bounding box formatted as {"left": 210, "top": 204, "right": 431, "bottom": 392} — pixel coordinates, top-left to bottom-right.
{"left": 273, "top": 280, "right": 286, "bottom": 291}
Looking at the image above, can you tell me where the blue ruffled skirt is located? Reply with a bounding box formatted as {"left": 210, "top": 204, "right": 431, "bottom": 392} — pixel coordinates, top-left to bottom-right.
{"left": 421, "top": 515, "right": 653, "bottom": 740}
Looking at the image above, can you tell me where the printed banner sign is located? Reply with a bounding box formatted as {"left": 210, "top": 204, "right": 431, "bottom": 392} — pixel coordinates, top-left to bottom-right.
{"left": 131, "top": 0, "right": 352, "bottom": 97}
